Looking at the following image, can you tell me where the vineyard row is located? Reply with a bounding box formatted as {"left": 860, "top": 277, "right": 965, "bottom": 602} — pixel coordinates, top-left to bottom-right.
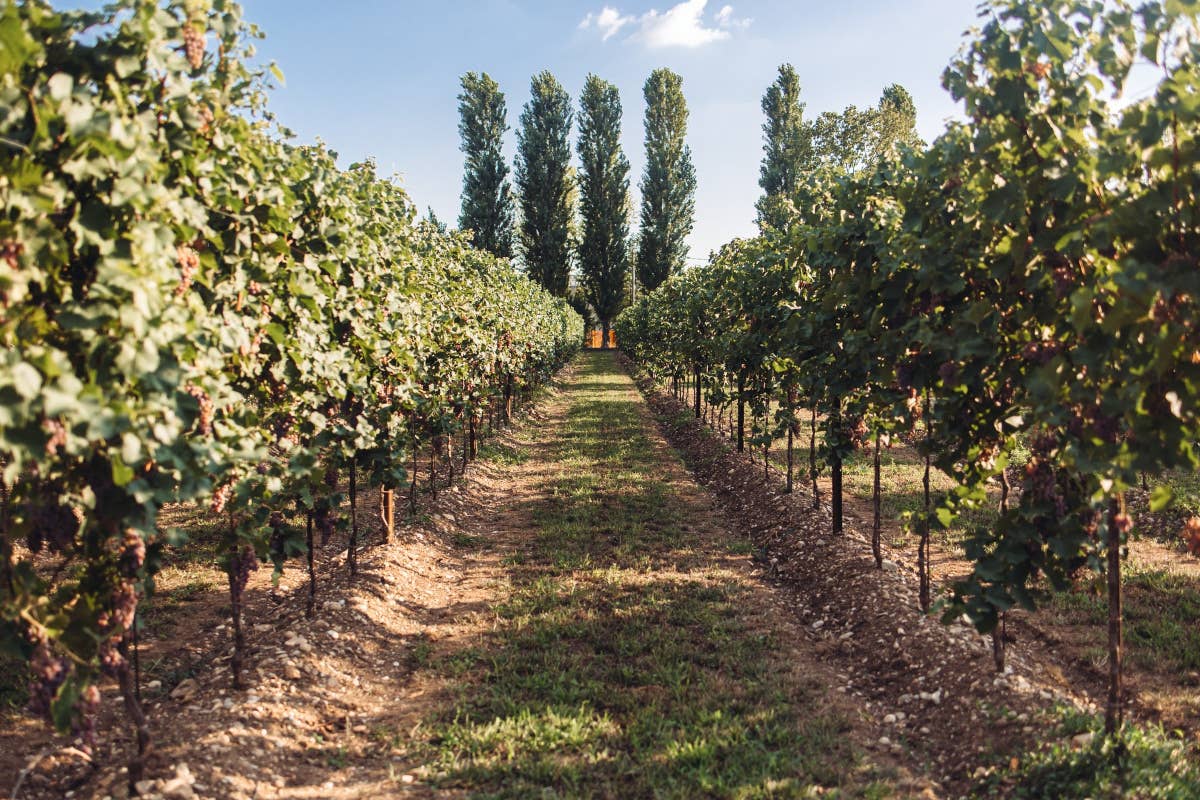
{"left": 616, "top": 0, "right": 1200, "bottom": 737}
{"left": 0, "top": 0, "right": 583, "bottom": 783}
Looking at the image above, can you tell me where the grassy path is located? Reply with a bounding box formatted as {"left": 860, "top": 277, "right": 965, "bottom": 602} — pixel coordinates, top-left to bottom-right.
{"left": 409, "top": 351, "right": 894, "bottom": 798}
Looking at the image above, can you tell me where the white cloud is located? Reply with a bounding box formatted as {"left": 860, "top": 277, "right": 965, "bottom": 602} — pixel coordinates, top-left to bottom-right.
{"left": 579, "top": 0, "right": 750, "bottom": 49}
{"left": 579, "top": 7, "right": 635, "bottom": 42}
{"left": 714, "top": 4, "right": 752, "bottom": 30}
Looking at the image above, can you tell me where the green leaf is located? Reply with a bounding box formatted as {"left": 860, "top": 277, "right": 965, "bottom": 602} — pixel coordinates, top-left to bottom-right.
{"left": 1149, "top": 484, "right": 1174, "bottom": 513}
{"left": 11, "top": 362, "right": 42, "bottom": 399}
{"left": 111, "top": 455, "right": 135, "bottom": 487}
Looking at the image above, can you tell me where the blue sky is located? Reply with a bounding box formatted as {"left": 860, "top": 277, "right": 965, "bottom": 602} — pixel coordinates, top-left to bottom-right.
{"left": 238, "top": 0, "right": 984, "bottom": 260}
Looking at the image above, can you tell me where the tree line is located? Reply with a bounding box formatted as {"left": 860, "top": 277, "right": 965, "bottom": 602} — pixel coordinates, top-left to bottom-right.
{"left": 456, "top": 69, "right": 697, "bottom": 343}
{"left": 456, "top": 64, "right": 920, "bottom": 344}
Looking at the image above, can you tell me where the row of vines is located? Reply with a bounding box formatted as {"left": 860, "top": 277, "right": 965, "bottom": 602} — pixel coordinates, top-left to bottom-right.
{"left": 617, "top": 0, "right": 1200, "bottom": 735}
{"left": 0, "top": 0, "right": 582, "bottom": 783}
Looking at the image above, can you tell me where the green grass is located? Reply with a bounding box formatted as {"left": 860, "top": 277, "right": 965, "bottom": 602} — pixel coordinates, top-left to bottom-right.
{"left": 1161, "top": 469, "right": 1200, "bottom": 516}
{"left": 973, "top": 706, "right": 1200, "bottom": 799}
{"left": 1047, "top": 567, "right": 1200, "bottom": 672}
{"left": 478, "top": 439, "right": 532, "bottom": 466}
{"left": 416, "top": 351, "right": 891, "bottom": 799}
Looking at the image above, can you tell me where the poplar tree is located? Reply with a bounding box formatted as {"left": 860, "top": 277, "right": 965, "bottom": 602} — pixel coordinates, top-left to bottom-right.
{"left": 756, "top": 64, "right": 813, "bottom": 231}
{"left": 577, "top": 75, "right": 631, "bottom": 346}
{"left": 636, "top": 68, "right": 697, "bottom": 292}
{"left": 515, "top": 71, "right": 575, "bottom": 296}
{"left": 457, "top": 72, "right": 514, "bottom": 258}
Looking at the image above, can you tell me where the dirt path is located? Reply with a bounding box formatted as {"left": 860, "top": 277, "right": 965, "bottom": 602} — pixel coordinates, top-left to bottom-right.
{"left": 389, "top": 350, "right": 919, "bottom": 797}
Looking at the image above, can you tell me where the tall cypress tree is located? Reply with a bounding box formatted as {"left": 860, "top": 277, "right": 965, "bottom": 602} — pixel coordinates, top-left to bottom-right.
{"left": 515, "top": 71, "right": 575, "bottom": 297}
{"left": 756, "top": 64, "right": 812, "bottom": 231}
{"left": 636, "top": 68, "right": 696, "bottom": 292}
{"left": 577, "top": 75, "right": 630, "bottom": 347}
{"left": 457, "top": 72, "right": 514, "bottom": 258}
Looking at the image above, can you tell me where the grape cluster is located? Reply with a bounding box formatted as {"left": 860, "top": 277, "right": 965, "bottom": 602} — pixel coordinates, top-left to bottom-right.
{"left": 25, "top": 492, "right": 78, "bottom": 554}
{"left": 119, "top": 529, "right": 146, "bottom": 578}
{"left": 184, "top": 383, "right": 213, "bottom": 435}
{"left": 1020, "top": 339, "right": 1060, "bottom": 365}
{"left": 29, "top": 638, "right": 101, "bottom": 750}
{"left": 27, "top": 639, "right": 68, "bottom": 720}
{"left": 229, "top": 545, "right": 258, "bottom": 597}
{"left": 42, "top": 418, "right": 67, "bottom": 455}
{"left": 196, "top": 103, "right": 214, "bottom": 135}
{"left": 0, "top": 238, "right": 21, "bottom": 270}
{"left": 182, "top": 24, "right": 205, "bottom": 71}
{"left": 1051, "top": 263, "right": 1076, "bottom": 299}
{"left": 175, "top": 244, "right": 200, "bottom": 296}
{"left": 210, "top": 481, "right": 233, "bottom": 514}
{"left": 1184, "top": 517, "right": 1200, "bottom": 556}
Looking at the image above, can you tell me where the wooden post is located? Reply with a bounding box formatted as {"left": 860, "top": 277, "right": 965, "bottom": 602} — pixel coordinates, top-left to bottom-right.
{"left": 829, "top": 394, "right": 843, "bottom": 533}
{"left": 737, "top": 372, "right": 746, "bottom": 453}
{"left": 305, "top": 512, "right": 316, "bottom": 619}
{"left": 872, "top": 432, "right": 882, "bottom": 568}
{"left": 809, "top": 402, "right": 820, "bottom": 510}
{"left": 381, "top": 488, "right": 395, "bottom": 542}
{"left": 919, "top": 396, "right": 932, "bottom": 613}
{"left": 1105, "top": 494, "right": 1126, "bottom": 735}
{"left": 348, "top": 459, "right": 358, "bottom": 576}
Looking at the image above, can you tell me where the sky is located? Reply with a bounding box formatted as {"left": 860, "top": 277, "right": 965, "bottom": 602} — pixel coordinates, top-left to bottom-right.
{"left": 233, "top": 0, "right": 986, "bottom": 262}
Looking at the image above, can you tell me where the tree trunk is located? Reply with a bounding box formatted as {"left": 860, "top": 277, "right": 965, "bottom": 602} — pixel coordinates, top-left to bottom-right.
{"left": 305, "top": 511, "right": 316, "bottom": 619}
{"left": 469, "top": 412, "right": 478, "bottom": 460}
{"left": 116, "top": 636, "right": 152, "bottom": 795}
{"left": 1105, "top": 494, "right": 1125, "bottom": 735}
{"left": 763, "top": 374, "right": 771, "bottom": 481}
{"left": 919, "top": 401, "right": 932, "bottom": 613}
{"left": 737, "top": 372, "right": 746, "bottom": 453}
{"left": 229, "top": 551, "right": 247, "bottom": 690}
{"left": 430, "top": 438, "right": 438, "bottom": 502}
{"left": 786, "top": 423, "right": 794, "bottom": 494}
{"left": 810, "top": 402, "right": 820, "bottom": 510}
{"left": 317, "top": 465, "right": 337, "bottom": 546}
{"left": 381, "top": 488, "right": 395, "bottom": 543}
{"left": 504, "top": 374, "right": 514, "bottom": 422}
{"left": 831, "top": 396, "right": 843, "bottom": 534}
{"left": 409, "top": 440, "right": 419, "bottom": 515}
{"left": 602, "top": 319, "right": 611, "bottom": 350}
{"left": 994, "top": 468, "right": 1011, "bottom": 670}
{"left": 872, "top": 431, "right": 882, "bottom": 568}
{"left": 992, "top": 614, "right": 1007, "bottom": 673}
{"left": 348, "top": 458, "right": 358, "bottom": 576}
{"left": 694, "top": 365, "right": 701, "bottom": 418}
